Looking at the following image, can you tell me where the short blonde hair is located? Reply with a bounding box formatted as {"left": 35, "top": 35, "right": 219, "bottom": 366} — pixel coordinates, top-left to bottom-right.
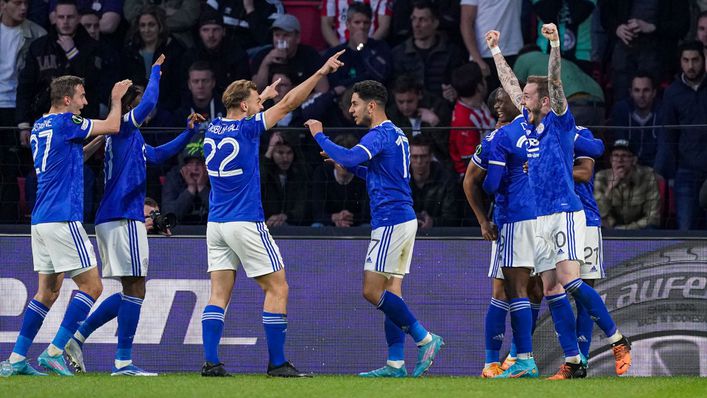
{"left": 222, "top": 80, "right": 257, "bottom": 110}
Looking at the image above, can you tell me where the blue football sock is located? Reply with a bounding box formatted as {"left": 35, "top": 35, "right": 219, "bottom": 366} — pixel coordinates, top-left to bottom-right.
{"left": 385, "top": 315, "right": 405, "bottom": 362}
{"left": 509, "top": 341, "right": 517, "bottom": 358}
{"left": 52, "top": 291, "right": 95, "bottom": 352}
{"left": 485, "top": 298, "right": 508, "bottom": 363}
{"left": 263, "top": 312, "right": 287, "bottom": 367}
{"left": 531, "top": 301, "right": 542, "bottom": 333}
{"left": 202, "top": 305, "right": 225, "bottom": 364}
{"left": 12, "top": 300, "right": 49, "bottom": 358}
{"left": 376, "top": 291, "right": 428, "bottom": 343}
{"left": 77, "top": 292, "right": 122, "bottom": 344}
{"left": 575, "top": 297, "right": 594, "bottom": 358}
{"left": 509, "top": 298, "right": 533, "bottom": 355}
{"left": 116, "top": 295, "right": 143, "bottom": 362}
{"left": 547, "top": 293, "right": 579, "bottom": 357}
{"left": 565, "top": 278, "right": 617, "bottom": 338}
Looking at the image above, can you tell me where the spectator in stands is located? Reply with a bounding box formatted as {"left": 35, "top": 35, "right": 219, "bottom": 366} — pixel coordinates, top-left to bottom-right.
{"left": 459, "top": 0, "right": 522, "bottom": 90}
{"left": 16, "top": 0, "right": 100, "bottom": 140}
{"left": 656, "top": 41, "right": 707, "bottom": 230}
{"left": 449, "top": 62, "right": 494, "bottom": 177}
{"left": 594, "top": 139, "right": 660, "bottom": 229}
{"left": 513, "top": 44, "right": 605, "bottom": 126}
{"left": 388, "top": 74, "right": 450, "bottom": 162}
{"left": 122, "top": 6, "right": 186, "bottom": 111}
{"left": 390, "top": 0, "right": 461, "bottom": 47}
{"left": 124, "top": 0, "right": 200, "bottom": 48}
{"left": 310, "top": 134, "right": 369, "bottom": 227}
{"left": 180, "top": 8, "right": 250, "bottom": 99}
{"left": 409, "top": 136, "right": 458, "bottom": 228}
{"left": 697, "top": 11, "right": 707, "bottom": 70}
{"left": 162, "top": 139, "right": 210, "bottom": 225}
{"left": 252, "top": 14, "right": 328, "bottom": 94}
{"left": 531, "top": 0, "right": 595, "bottom": 75}
{"left": 261, "top": 137, "right": 310, "bottom": 227}
{"left": 391, "top": 0, "right": 465, "bottom": 99}
{"left": 0, "top": 0, "right": 45, "bottom": 222}
{"left": 204, "top": 0, "right": 284, "bottom": 51}
{"left": 599, "top": 0, "right": 689, "bottom": 101}
{"left": 173, "top": 62, "right": 225, "bottom": 127}
{"left": 27, "top": 0, "right": 49, "bottom": 29}
{"left": 610, "top": 72, "right": 660, "bottom": 167}
{"left": 50, "top": 0, "right": 122, "bottom": 36}
{"left": 79, "top": 9, "right": 119, "bottom": 115}
{"left": 320, "top": 0, "right": 391, "bottom": 47}
{"left": 324, "top": 3, "right": 393, "bottom": 90}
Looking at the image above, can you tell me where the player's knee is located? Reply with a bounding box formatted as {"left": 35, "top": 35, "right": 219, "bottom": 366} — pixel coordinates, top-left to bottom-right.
{"left": 362, "top": 286, "right": 382, "bottom": 305}
{"left": 34, "top": 289, "right": 60, "bottom": 307}
{"left": 80, "top": 279, "right": 103, "bottom": 300}
{"left": 543, "top": 283, "right": 564, "bottom": 297}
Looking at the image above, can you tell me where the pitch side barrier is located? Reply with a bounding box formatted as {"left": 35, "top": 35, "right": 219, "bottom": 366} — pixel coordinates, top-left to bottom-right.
{"left": 1, "top": 230, "right": 705, "bottom": 376}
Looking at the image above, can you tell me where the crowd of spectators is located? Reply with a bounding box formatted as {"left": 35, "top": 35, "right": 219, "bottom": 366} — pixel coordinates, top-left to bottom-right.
{"left": 1, "top": 0, "right": 707, "bottom": 230}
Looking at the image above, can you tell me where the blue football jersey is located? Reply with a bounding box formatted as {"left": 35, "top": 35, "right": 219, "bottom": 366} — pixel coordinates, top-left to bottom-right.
{"left": 204, "top": 113, "right": 268, "bottom": 222}
{"left": 524, "top": 107, "right": 583, "bottom": 216}
{"left": 30, "top": 113, "right": 93, "bottom": 224}
{"left": 471, "top": 128, "right": 496, "bottom": 171}
{"left": 356, "top": 121, "right": 416, "bottom": 229}
{"left": 485, "top": 117, "right": 537, "bottom": 226}
{"left": 95, "top": 111, "right": 150, "bottom": 224}
{"left": 574, "top": 126, "right": 601, "bottom": 227}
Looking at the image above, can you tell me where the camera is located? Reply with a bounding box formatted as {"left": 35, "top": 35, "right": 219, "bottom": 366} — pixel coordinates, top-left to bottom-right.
{"left": 149, "top": 210, "right": 177, "bottom": 234}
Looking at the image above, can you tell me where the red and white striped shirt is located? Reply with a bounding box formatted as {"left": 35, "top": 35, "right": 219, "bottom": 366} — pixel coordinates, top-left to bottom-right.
{"left": 321, "top": 0, "right": 392, "bottom": 44}
{"left": 449, "top": 100, "right": 496, "bottom": 174}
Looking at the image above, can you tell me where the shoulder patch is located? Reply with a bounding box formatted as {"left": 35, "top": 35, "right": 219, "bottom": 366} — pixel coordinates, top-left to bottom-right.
{"left": 475, "top": 144, "right": 483, "bottom": 156}
{"left": 245, "top": 115, "right": 254, "bottom": 120}
{"left": 71, "top": 115, "right": 83, "bottom": 125}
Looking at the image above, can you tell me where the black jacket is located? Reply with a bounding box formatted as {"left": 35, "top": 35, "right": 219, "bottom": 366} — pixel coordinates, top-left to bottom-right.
{"left": 121, "top": 37, "right": 186, "bottom": 111}
{"left": 310, "top": 163, "right": 369, "bottom": 226}
{"left": 261, "top": 157, "right": 310, "bottom": 226}
{"left": 16, "top": 25, "right": 100, "bottom": 126}
{"left": 410, "top": 162, "right": 459, "bottom": 226}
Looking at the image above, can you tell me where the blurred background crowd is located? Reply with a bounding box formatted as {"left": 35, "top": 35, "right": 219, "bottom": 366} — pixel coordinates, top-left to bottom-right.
{"left": 2, "top": 0, "right": 707, "bottom": 230}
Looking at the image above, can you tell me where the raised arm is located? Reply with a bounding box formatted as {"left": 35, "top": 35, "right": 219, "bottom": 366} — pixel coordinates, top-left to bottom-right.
{"left": 305, "top": 119, "right": 370, "bottom": 168}
{"left": 145, "top": 113, "right": 205, "bottom": 165}
{"left": 485, "top": 30, "right": 523, "bottom": 111}
{"left": 263, "top": 50, "right": 344, "bottom": 129}
{"left": 542, "top": 23, "right": 567, "bottom": 114}
{"left": 132, "top": 55, "right": 164, "bottom": 126}
{"left": 90, "top": 80, "right": 133, "bottom": 136}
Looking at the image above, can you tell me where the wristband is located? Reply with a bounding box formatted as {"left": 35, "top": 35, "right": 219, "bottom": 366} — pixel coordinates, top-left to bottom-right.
{"left": 490, "top": 46, "right": 501, "bottom": 55}
{"left": 65, "top": 46, "right": 79, "bottom": 60}
{"left": 550, "top": 40, "right": 560, "bottom": 48}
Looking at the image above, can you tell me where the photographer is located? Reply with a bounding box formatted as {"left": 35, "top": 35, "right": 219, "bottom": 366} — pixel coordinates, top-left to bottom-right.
{"left": 144, "top": 197, "right": 175, "bottom": 235}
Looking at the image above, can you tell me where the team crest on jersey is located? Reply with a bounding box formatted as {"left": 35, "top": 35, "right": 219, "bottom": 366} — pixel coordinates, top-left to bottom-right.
{"left": 72, "top": 115, "right": 83, "bottom": 125}
{"left": 536, "top": 123, "right": 545, "bottom": 134}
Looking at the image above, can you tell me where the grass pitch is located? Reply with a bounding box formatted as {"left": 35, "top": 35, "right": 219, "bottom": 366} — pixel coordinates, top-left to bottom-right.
{"left": 1, "top": 374, "right": 705, "bottom": 398}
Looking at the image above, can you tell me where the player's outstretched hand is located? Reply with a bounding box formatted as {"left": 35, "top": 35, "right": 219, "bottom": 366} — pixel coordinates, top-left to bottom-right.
{"left": 485, "top": 30, "right": 500, "bottom": 49}
{"left": 304, "top": 119, "right": 324, "bottom": 137}
{"left": 153, "top": 54, "right": 166, "bottom": 67}
{"left": 187, "top": 112, "right": 206, "bottom": 129}
{"left": 541, "top": 23, "right": 559, "bottom": 42}
{"left": 111, "top": 79, "right": 133, "bottom": 100}
{"left": 318, "top": 50, "right": 345, "bottom": 75}
{"left": 260, "top": 78, "right": 281, "bottom": 102}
